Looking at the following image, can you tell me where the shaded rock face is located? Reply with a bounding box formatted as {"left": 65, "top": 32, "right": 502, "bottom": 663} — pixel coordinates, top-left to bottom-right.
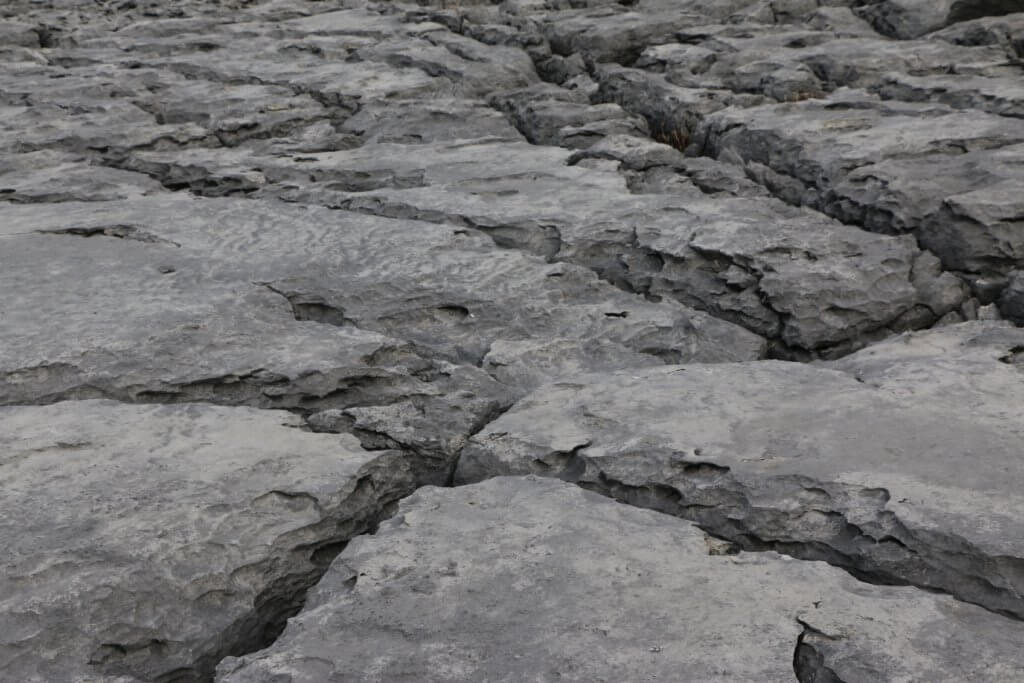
{"left": 2, "top": 0, "right": 1024, "bottom": 680}
{"left": 855, "top": 0, "right": 1023, "bottom": 39}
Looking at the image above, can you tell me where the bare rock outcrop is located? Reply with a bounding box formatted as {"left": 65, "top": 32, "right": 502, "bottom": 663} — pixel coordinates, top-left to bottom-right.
{"left": 3, "top": 0, "right": 1023, "bottom": 679}
{"left": 217, "top": 477, "right": 1024, "bottom": 682}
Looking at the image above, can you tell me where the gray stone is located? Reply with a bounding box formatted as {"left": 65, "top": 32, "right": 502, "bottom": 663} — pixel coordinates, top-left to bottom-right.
{"left": 339, "top": 97, "right": 522, "bottom": 144}
{"left": 805, "top": 6, "right": 879, "bottom": 36}
{"left": 490, "top": 84, "right": 649, "bottom": 148}
{"left": 2, "top": 195, "right": 763, "bottom": 394}
{"left": 696, "top": 92, "right": 1024, "bottom": 283}
{"left": 998, "top": 270, "right": 1024, "bottom": 323}
{"left": 217, "top": 477, "right": 1024, "bottom": 682}
{"left": 593, "top": 63, "right": 750, "bottom": 144}
{"left": 674, "top": 156, "right": 774, "bottom": 198}
{"left": 0, "top": 228, "right": 441, "bottom": 412}
{"left": 568, "top": 133, "right": 687, "bottom": 170}
{"left": 4, "top": 0, "right": 1024, "bottom": 679}
{"left": 133, "top": 79, "right": 331, "bottom": 147}
{"left": 541, "top": 6, "right": 704, "bottom": 63}
{"left": 0, "top": 400, "right": 420, "bottom": 681}
{"left": 0, "top": 151, "right": 168, "bottom": 203}
{"left": 0, "top": 206, "right": 515, "bottom": 465}
{"left": 459, "top": 322, "right": 1024, "bottom": 618}
{"left": 855, "top": 0, "right": 1021, "bottom": 38}
{"left": 326, "top": 148, "right": 966, "bottom": 355}
{"left": 633, "top": 26, "right": 1022, "bottom": 115}
{"left": 930, "top": 11, "right": 1024, "bottom": 57}
{"left": 0, "top": 21, "right": 40, "bottom": 47}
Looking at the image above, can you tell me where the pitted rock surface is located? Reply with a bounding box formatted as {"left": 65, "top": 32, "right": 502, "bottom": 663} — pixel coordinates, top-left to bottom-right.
{"left": 3, "top": 0, "right": 1023, "bottom": 680}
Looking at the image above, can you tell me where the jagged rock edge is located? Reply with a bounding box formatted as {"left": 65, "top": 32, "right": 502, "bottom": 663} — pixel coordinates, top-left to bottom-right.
{"left": 460, "top": 445, "right": 1024, "bottom": 622}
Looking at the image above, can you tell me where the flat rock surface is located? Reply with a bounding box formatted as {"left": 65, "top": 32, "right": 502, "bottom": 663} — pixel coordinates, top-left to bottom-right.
{"left": 0, "top": 400, "right": 417, "bottom": 682}
{"left": 2, "top": 195, "right": 762, "bottom": 381}
{"left": 3, "top": 0, "right": 1024, "bottom": 679}
{"left": 217, "top": 477, "right": 1024, "bottom": 682}
{"left": 460, "top": 323, "right": 1024, "bottom": 618}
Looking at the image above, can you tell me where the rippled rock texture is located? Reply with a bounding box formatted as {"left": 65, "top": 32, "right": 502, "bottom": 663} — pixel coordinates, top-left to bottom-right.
{"left": 2, "top": 0, "right": 1023, "bottom": 680}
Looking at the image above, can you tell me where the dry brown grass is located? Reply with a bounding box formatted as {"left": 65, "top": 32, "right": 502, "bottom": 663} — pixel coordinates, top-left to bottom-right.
{"left": 653, "top": 127, "right": 689, "bottom": 152}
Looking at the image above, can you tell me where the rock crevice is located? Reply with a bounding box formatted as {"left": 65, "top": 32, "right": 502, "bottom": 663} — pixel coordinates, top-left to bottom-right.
{"left": 3, "top": 0, "right": 1024, "bottom": 680}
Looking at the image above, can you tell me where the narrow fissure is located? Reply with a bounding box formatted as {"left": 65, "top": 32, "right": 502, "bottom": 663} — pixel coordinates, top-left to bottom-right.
{"left": 793, "top": 621, "right": 848, "bottom": 683}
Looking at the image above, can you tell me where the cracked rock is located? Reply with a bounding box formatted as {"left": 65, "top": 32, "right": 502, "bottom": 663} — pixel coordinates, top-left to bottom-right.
{"left": 459, "top": 322, "right": 1024, "bottom": 619}
{"left": 0, "top": 400, "right": 421, "bottom": 682}
{"left": 3, "top": 195, "right": 763, "bottom": 393}
{"left": 697, "top": 91, "right": 1024, "bottom": 294}
{"left": 216, "top": 476, "right": 1024, "bottom": 682}
{"left": 4, "top": 0, "right": 1024, "bottom": 679}
{"left": 855, "top": 0, "right": 1022, "bottom": 39}
{"left": 635, "top": 24, "right": 1023, "bottom": 115}
{"left": 325, "top": 145, "right": 965, "bottom": 355}
{"left": 0, "top": 229, "right": 445, "bottom": 413}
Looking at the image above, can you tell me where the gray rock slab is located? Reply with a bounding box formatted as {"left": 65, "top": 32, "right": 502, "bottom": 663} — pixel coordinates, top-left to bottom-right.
{"left": 0, "top": 89, "right": 199, "bottom": 156}
{"left": 339, "top": 97, "right": 523, "bottom": 144}
{"left": 5, "top": 0, "right": 995, "bottom": 358}
{"left": 91, "top": 8, "right": 537, "bottom": 108}
{"left": 132, "top": 79, "right": 331, "bottom": 147}
{"left": 217, "top": 476, "right": 1024, "bottom": 682}
{"left": 1, "top": 195, "right": 763, "bottom": 388}
{"left": 874, "top": 69, "right": 1024, "bottom": 118}
{"left": 634, "top": 26, "right": 1023, "bottom": 115}
{"left": 696, "top": 91, "right": 1024, "bottom": 283}
{"left": 568, "top": 133, "right": 687, "bottom": 171}
{"left": 302, "top": 137, "right": 965, "bottom": 354}
{"left": 805, "top": 6, "right": 880, "bottom": 36}
{"left": 3, "top": 2, "right": 1024, "bottom": 682}
{"left": 541, "top": 6, "right": 706, "bottom": 63}
{"left": 929, "top": 11, "right": 1024, "bottom": 57}
{"left": 459, "top": 322, "right": 1024, "bottom": 618}
{"left": 0, "top": 229, "right": 441, "bottom": 412}
{"left": 593, "top": 63, "right": 755, "bottom": 142}
{"left": 0, "top": 400, "right": 419, "bottom": 682}
{"left": 490, "top": 84, "right": 649, "bottom": 148}
{"left": 351, "top": 27, "right": 538, "bottom": 95}
{"left": 855, "top": 0, "right": 1021, "bottom": 38}
{"left": 674, "top": 155, "right": 774, "bottom": 198}
{"left": 0, "top": 151, "right": 169, "bottom": 203}
{"left": 0, "top": 215, "right": 513, "bottom": 464}
{"left": 0, "top": 20, "right": 41, "bottom": 47}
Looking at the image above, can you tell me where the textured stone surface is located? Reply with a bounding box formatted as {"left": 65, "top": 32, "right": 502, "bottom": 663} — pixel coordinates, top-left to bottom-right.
{"left": 695, "top": 93, "right": 1024, "bottom": 285}
{"left": 317, "top": 139, "right": 968, "bottom": 356}
{"left": 3, "top": 0, "right": 1023, "bottom": 679}
{"left": 0, "top": 228, "right": 465, "bottom": 417}
{"left": 1, "top": 195, "right": 761, "bottom": 402}
{"left": 217, "top": 477, "right": 1024, "bottom": 682}
{"left": 460, "top": 323, "right": 1024, "bottom": 618}
{"left": 856, "top": 0, "right": 1022, "bottom": 39}
{"left": 0, "top": 400, "right": 418, "bottom": 682}
{"left": 633, "top": 24, "right": 1024, "bottom": 115}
